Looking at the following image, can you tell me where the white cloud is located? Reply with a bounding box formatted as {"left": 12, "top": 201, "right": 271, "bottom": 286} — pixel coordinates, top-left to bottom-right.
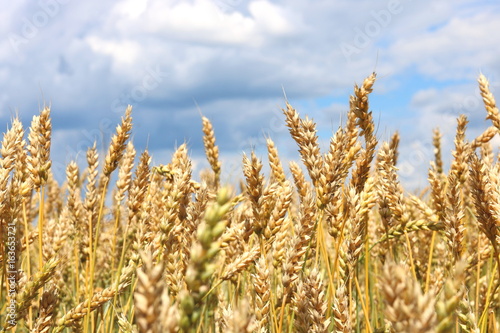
{"left": 108, "top": 0, "right": 297, "bottom": 46}
{"left": 86, "top": 36, "right": 141, "bottom": 68}
{"left": 114, "top": 0, "right": 149, "bottom": 19}
{"left": 249, "top": 0, "right": 294, "bottom": 35}
{"left": 386, "top": 10, "right": 500, "bottom": 80}
{"left": 1, "top": 0, "right": 500, "bottom": 187}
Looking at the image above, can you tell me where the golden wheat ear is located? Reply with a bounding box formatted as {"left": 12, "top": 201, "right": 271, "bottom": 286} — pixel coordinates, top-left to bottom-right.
{"left": 479, "top": 73, "right": 500, "bottom": 131}
{"left": 201, "top": 116, "right": 221, "bottom": 189}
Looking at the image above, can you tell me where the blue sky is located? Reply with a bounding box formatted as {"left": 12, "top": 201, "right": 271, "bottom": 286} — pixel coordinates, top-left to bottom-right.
{"left": 1, "top": 0, "right": 500, "bottom": 188}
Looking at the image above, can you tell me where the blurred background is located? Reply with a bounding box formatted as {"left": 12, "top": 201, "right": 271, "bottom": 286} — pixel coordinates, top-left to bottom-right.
{"left": 1, "top": 0, "right": 500, "bottom": 189}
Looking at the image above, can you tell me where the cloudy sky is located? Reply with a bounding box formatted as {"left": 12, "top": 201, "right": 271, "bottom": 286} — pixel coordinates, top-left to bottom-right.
{"left": 1, "top": 0, "right": 500, "bottom": 188}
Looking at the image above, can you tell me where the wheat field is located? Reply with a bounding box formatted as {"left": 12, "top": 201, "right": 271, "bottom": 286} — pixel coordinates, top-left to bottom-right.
{"left": 0, "top": 73, "right": 499, "bottom": 332}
